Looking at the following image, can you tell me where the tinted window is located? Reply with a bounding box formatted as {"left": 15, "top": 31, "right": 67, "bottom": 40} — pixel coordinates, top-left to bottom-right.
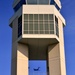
{"left": 39, "top": 0, "right": 49, "bottom": 4}
{"left": 14, "top": 0, "right": 26, "bottom": 12}
{"left": 27, "top": 0, "right": 49, "bottom": 4}
{"left": 24, "top": 14, "right": 54, "bottom": 35}
{"left": 18, "top": 15, "right": 22, "bottom": 37}
{"left": 27, "top": 0, "right": 37, "bottom": 4}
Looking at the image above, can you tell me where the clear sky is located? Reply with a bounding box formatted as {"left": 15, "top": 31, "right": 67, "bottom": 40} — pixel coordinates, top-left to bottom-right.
{"left": 0, "top": 0, "right": 75, "bottom": 75}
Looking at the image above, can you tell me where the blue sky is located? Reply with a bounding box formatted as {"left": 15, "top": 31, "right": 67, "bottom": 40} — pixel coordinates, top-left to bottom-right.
{"left": 0, "top": 0, "right": 75, "bottom": 75}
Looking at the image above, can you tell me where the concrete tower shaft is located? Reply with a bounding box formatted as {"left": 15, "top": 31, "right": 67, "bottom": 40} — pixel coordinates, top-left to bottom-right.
{"left": 9, "top": 0, "right": 66, "bottom": 75}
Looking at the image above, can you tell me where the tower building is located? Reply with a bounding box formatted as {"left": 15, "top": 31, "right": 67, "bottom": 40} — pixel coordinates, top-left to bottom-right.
{"left": 9, "top": 0, "right": 66, "bottom": 75}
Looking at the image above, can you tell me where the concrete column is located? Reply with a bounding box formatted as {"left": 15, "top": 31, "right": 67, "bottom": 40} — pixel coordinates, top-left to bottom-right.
{"left": 58, "top": 17, "right": 66, "bottom": 75}
{"left": 48, "top": 43, "right": 60, "bottom": 75}
{"left": 17, "top": 43, "right": 29, "bottom": 75}
{"left": 48, "top": 17, "right": 66, "bottom": 75}
{"left": 11, "top": 17, "right": 18, "bottom": 75}
{"left": 11, "top": 17, "right": 29, "bottom": 75}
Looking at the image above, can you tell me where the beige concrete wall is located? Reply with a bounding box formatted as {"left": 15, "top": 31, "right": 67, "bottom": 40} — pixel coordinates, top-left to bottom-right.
{"left": 11, "top": 17, "right": 18, "bottom": 75}
{"left": 11, "top": 17, "right": 29, "bottom": 75}
{"left": 22, "top": 5, "right": 65, "bottom": 25}
{"left": 12, "top": 43, "right": 29, "bottom": 75}
{"left": 48, "top": 43, "right": 61, "bottom": 75}
{"left": 11, "top": 17, "right": 28, "bottom": 75}
{"left": 11, "top": 57, "right": 17, "bottom": 75}
{"left": 9, "top": 5, "right": 65, "bottom": 27}
{"left": 11, "top": 42, "right": 17, "bottom": 75}
{"left": 10, "top": 4, "right": 66, "bottom": 75}
{"left": 48, "top": 17, "right": 66, "bottom": 75}
{"left": 12, "top": 17, "right": 18, "bottom": 43}
{"left": 58, "top": 17, "right": 66, "bottom": 75}
{"left": 22, "top": 34, "right": 59, "bottom": 41}
{"left": 17, "top": 43, "right": 28, "bottom": 75}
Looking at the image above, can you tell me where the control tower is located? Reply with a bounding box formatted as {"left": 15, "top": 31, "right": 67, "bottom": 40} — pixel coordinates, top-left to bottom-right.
{"left": 9, "top": 0, "right": 66, "bottom": 75}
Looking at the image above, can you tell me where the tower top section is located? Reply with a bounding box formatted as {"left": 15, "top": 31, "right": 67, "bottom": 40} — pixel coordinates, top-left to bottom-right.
{"left": 13, "top": 0, "right": 61, "bottom": 12}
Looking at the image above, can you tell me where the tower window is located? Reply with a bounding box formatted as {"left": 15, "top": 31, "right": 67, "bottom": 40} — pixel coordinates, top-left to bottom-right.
{"left": 24, "top": 14, "right": 55, "bottom": 35}
{"left": 18, "top": 15, "right": 22, "bottom": 37}
{"left": 27, "top": 0, "right": 49, "bottom": 4}
{"left": 55, "top": 16, "right": 59, "bottom": 37}
{"left": 27, "top": 0, "right": 37, "bottom": 4}
{"left": 39, "top": 0, "right": 49, "bottom": 4}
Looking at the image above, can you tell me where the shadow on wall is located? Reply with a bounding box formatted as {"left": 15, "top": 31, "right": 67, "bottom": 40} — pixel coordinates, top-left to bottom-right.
{"left": 17, "top": 43, "right": 28, "bottom": 58}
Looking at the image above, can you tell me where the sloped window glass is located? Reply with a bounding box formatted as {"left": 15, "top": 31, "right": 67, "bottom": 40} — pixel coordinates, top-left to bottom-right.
{"left": 39, "top": 0, "right": 49, "bottom": 4}
{"left": 27, "top": 0, "right": 37, "bottom": 4}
